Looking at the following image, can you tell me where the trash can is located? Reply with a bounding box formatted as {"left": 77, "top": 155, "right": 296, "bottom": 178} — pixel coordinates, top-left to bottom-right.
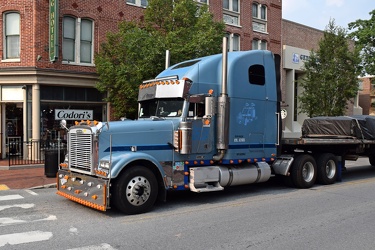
{"left": 44, "top": 149, "right": 65, "bottom": 178}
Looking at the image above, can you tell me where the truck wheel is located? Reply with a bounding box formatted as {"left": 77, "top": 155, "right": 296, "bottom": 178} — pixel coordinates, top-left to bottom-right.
{"left": 112, "top": 166, "right": 158, "bottom": 214}
{"left": 291, "top": 154, "right": 317, "bottom": 188}
{"left": 316, "top": 153, "right": 337, "bottom": 185}
{"left": 369, "top": 155, "right": 375, "bottom": 166}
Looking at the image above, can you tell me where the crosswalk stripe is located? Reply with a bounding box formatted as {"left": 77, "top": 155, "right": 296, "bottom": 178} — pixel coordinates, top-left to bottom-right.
{"left": 25, "top": 190, "right": 38, "bottom": 196}
{"left": 0, "top": 203, "right": 34, "bottom": 212}
{"left": 67, "top": 243, "right": 117, "bottom": 250}
{"left": 0, "top": 194, "right": 24, "bottom": 201}
{"left": 0, "top": 231, "right": 53, "bottom": 247}
{"left": 0, "top": 215, "right": 57, "bottom": 226}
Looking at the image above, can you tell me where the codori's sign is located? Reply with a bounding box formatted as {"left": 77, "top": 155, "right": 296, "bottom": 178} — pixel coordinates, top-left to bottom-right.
{"left": 55, "top": 109, "right": 93, "bottom": 120}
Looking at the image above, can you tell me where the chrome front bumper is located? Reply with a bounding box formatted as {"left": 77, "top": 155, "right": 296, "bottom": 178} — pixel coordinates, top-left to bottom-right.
{"left": 56, "top": 169, "right": 110, "bottom": 211}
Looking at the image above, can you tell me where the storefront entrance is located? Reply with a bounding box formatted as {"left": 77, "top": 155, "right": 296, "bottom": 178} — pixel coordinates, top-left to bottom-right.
{"left": 2, "top": 103, "right": 23, "bottom": 158}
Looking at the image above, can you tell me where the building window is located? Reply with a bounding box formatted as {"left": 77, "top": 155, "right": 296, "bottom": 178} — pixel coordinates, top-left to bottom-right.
{"left": 126, "top": 0, "right": 148, "bottom": 7}
{"left": 63, "top": 16, "right": 94, "bottom": 64}
{"left": 195, "top": 0, "right": 208, "bottom": 3}
{"left": 226, "top": 33, "right": 240, "bottom": 51}
{"left": 223, "top": 0, "right": 240, "bottom": 26}
{"left": 252, "top": 39, "right": 267, "bottom": 50}
{"left": 223, "top": 0, "right": 238, "bottom": 12}
{"left": 3, "top": 12, "right": 20, "bottom": 60}
{"left": 252, "top": 3, "right": 267, "bottom": 33}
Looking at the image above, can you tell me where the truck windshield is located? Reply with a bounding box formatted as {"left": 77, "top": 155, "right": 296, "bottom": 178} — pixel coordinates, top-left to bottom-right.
{"left": 139, "top": 98, "right": 184, "bottom": 118}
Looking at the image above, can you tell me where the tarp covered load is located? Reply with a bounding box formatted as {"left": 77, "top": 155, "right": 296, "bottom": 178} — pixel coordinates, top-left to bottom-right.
{"left": 302, "top": 115, "right": 375, "bottom": 139}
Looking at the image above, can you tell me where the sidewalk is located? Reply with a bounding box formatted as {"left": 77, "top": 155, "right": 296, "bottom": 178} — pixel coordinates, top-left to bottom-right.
{"left": 0, "top": 159, "right": 56, "bottom": 190}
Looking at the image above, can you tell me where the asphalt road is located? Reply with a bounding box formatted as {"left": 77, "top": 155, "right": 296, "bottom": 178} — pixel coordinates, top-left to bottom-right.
{"left": 1, "top": 157, "right": 375, "bottom": 250}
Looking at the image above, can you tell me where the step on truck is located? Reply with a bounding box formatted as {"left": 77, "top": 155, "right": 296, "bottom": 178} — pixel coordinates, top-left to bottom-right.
{"left": 57, "top": 38, "right": 375, "bottom": 214}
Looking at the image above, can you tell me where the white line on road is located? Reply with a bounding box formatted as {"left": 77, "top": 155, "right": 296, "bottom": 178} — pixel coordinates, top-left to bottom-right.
{"left": 0, "top": 195, "right": 24, "bottom": 202}
{"left": 25, "top": 189, "right": 38, "bottom": 196}
{"left": 67, "top": 243, "right": 117, "bottom": 250}
{"left": 0, "top": 231, "right": 53, "bottom": 247}
{"left": 0, "top": 203, "right": 34, "bottom": 212}
{"left": 0, "top": 215, "right": 57, "bottom": 226}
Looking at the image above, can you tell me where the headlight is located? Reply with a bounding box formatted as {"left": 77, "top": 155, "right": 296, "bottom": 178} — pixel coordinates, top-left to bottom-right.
{"left": 99, "top": 161, "right": 110, "bottom": 169}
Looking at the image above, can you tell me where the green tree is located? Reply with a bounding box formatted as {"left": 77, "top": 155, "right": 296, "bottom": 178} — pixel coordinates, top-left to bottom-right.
{"left": 348, "top": 9, "right": 375, "bottom": 76}
{"left": 95, "top": 0, "right": 225, "bottom": 119}
{"left": 298, "top": 20, "right": 361, "bottom": 117}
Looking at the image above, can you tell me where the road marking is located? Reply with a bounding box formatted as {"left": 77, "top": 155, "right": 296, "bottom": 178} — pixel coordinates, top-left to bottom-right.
{"left": 25, "top": 190, "right": 38, "bottom": 196}
{"left": 0, "top": 195, "right": 23, "bottom": 201}
{"left": 0, "top": 231, "right": 53, "bottom": 247}
{"left": 0, "top": 215, "right": 57, "bottom": 226}
{"left": 0, "top": 203, "right": 34, "bottom": 212}
{"left": 67, "top": 243, "right": 117, "bottom": 250}
{"left": 0, "top": 185, "right": 9, "bottom": 191}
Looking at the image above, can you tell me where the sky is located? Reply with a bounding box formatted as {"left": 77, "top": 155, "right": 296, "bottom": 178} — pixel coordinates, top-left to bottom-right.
{"left": 282, "top": 0, "right": 375, "bottom": 31}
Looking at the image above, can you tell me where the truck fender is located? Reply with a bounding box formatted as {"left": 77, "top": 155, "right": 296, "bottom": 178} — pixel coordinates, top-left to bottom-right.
{"left": 103, "top": 152, "right": 167, "bottom": 188}
{"left": 272, "top": 156, "right": 294, "bottom": 176}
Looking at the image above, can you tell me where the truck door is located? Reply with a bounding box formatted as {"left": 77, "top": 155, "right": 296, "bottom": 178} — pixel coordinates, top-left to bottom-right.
{"left": 188, "top": 102, "right": 213, "bottom": 154}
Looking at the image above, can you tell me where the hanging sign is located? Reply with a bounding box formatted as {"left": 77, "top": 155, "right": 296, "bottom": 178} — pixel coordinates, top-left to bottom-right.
{"left": 49, "top": 0, "right": 59, "bottom": 62}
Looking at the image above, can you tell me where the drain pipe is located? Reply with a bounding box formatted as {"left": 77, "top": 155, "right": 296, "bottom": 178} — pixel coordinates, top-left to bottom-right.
{"left": 213, "top": 37, "right": 230, "bottom": 161}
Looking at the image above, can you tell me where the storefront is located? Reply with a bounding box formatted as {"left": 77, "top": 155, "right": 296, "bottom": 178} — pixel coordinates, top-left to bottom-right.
{"left": 0, "top": 84, "right": 107, "bottom": 160}
{"left": 40, "top": 85, "right": 106, "bottom": 145}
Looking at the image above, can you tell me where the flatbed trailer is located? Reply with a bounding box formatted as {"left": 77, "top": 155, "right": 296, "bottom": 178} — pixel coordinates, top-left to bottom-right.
{"left": 272, "top": 136, "right": 375, "bottom": 186}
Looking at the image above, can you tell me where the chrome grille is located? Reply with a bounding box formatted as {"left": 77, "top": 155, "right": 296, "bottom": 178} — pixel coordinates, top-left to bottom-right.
{"left": 69, "top": 130, "right": 93, "bottom": 172}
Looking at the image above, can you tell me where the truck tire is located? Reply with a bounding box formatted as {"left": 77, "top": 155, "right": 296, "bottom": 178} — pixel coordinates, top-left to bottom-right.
{"left": 112, "top": 166, "right": 158, "bottom": 214}
{"left": 369, "top": 155, "right": 375, "bottom": 166}
{"left": 316, "top": 153, "right": 337, "bottom": 185}
{"left": 291, "top": 154, "right": 317, "bottom": 189}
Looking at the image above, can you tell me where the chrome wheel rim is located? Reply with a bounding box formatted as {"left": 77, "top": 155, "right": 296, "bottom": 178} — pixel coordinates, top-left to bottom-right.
{"left": 302, "top": 162, "right": 314, "bottom": 182}
{"left": 126, "top": 176, "right": 151, "bottom": 206}
{"left": 325, "top": 160, "right": 336, "bottom": 179}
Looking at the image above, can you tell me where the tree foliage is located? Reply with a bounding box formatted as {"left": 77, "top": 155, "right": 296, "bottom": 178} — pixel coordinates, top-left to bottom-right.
{"left": 298, "top": 20, "right": 361, "bottom": 117}
{"left": 348, "top": 9, "right": 375, "bottom": 76}
{"left": 95, "top": 0, "right": 225, "bottom": 119}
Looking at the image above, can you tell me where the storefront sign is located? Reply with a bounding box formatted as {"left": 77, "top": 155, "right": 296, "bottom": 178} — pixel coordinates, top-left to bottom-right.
{"left": 49, "top": 0, "right": 59, "bottom": 62}
{"left": 55, "top": 109, "right": 93, "bottom": 120}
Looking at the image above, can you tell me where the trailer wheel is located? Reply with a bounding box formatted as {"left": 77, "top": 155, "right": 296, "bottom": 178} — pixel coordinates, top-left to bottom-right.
{"left": 291, "top": 154, "right": 317, "bottom": 188}
{"left": 369, "top": 155, "right": 375, "bottom": 166}
{"left": 112, "top": 166, "right": 158, "bottom": 214}
{"left": 316, "top": 153, "right": 337, "bottom": 185}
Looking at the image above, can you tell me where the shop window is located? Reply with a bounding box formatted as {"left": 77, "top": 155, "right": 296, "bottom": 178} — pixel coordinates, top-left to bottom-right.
{"left": 63, "top": 16, "right": 94, "bottom": 64}
{"left": 252, "top": 3, "right": 267, "bottom": 33}
{"left": 3, "top": 12, "right": 20, "bottom": 60}
{"left": 126, "top": 0, "right": 148, "bottom": 7}
{"left": 40, "top": 86, "right": 104, "bottom": 102}
{"left": 225, "top": 33, "right": 240, "bottom": 51}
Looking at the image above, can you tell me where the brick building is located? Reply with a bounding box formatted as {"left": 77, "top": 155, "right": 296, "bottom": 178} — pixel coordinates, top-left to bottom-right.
{"left": 0, "top": 0, "right": 281, "bottom": 159}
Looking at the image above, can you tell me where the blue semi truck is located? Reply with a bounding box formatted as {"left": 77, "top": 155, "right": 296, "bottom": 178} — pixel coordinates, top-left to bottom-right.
{"left": 57, "top": 39, "right": 375, "bottom": 214}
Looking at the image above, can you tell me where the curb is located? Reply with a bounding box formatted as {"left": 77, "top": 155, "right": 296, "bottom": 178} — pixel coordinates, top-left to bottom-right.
{"left": 30, "top": 183, "right": 57, "bottom": 190}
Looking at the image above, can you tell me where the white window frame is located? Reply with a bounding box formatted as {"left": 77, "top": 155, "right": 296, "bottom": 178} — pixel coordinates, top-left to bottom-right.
{"left": 223, "top": 0, "right": 240, "bottom": 26}
{"left": 195, "top": 0, "right": 208, "bottom": 4}
{"left": 252, "top": 39, "right": 267, "bottom": 50}
{"left": 252, "top": 3, "right": 267, "bottom": 33}
{"left": 223, "top": 0, "right": 239, "bottom": 12}
{"left": 226, "top": 33, "right": 240, "bottom": 52}
{"left": 62, "top": 16, "right": 94, "bottom": 66}
{"left": 2, "top": 12, "right": 20, "bottom": 62}
{"left": 126, "top": 0, "right": 148, "bottom": 8}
